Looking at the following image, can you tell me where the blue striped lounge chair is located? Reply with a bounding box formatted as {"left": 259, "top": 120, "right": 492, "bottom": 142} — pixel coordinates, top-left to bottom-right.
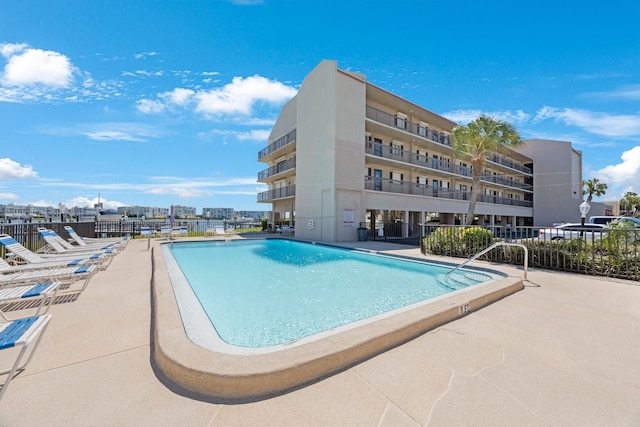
{"left": 0, "top": 258, "right": 96, "bottom": 294}
{"left": 37, "top": 228, "right": 118, "bottom": 257}
{"left": 0, "top": 234, "right": 112, "bottom": 270}
{"left": 0, "top": 311, "right": 52, "bottom": 401}
{"left": 64, "top": 226, "right": 128, "bottom": 248}
{"left": 0, "top": 282, "right": 60, "bottom": 316}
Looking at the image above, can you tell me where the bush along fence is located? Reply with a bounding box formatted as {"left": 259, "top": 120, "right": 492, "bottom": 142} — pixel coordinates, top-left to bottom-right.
{"left": 421, "top": 224, "right": 639, "bottom": 281}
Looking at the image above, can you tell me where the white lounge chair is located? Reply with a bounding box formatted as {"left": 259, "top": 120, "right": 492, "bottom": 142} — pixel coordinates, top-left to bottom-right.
{"left": 0, "top": 311, "right": 52, "bottom": 402}
{"left": 0, "top": 282, "right": 60, "bottom": 316}
{"left": 0, "top": 257, "right": 97, "bottom": 291}
{"left": 64, "top": 226, "right": 128, "bottom": 248}
{"left": 37, "top": 229, "right": 118, "bottom": 257}
{"left": 0, "top": 234, "right": 112, "bottom": 270}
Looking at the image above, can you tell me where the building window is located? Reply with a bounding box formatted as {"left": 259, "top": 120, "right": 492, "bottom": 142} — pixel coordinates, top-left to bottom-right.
{"left": 417, "top": 122, "right": 427, "bottom": 137}
{"left": 395, "top": 113, "right": 407, "bottom": 129}
{"left": 390, "top": 142, "right": 402, "bottom": 155}
{"left": 374, "top": 169, "right": 382, "bottom": 191}
{"left": 431, "top": 130, "right": 439, "bottom": 142}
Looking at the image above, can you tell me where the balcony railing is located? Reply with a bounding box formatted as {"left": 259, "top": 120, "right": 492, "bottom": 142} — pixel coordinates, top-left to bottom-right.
{"left": 366, "top": 106, "right": 451, "bottom": 147}
{"left": 366, "top": 105, "right": 532, "bottom": 175}
{"left": 258, "top": 129, "right": 297, "bottom": 160}
{"left": 365, "top": 142, "right": 533, "bottom": 192}
{"left": 257, "top": 185, "right": 296, "bottom": 202}
{"left": 258, "top": 157, "right": 296, "bottom": 181}
{"left": 364, "top": 176, "right": 532, "bottom": 208}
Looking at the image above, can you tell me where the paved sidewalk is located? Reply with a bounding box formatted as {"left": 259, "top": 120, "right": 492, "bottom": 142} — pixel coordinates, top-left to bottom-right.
{"left": 1, "top": 238, "right": 638, "bottom": 426}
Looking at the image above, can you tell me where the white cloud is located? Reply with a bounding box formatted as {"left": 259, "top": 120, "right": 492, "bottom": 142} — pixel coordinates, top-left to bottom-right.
{"left": 82, "top": 130, "right": 146, "bottom": 142}
{"left": 160, "top": 88, "right": 194, "bottom": 106}
{"left": 0, "top": 43, "right": 28, "bottom": 58}
{"left": 583, "top": 84, "right": 640, "bottom": 101}
{"left": 236, "top": 129, "right": 270, "bottom": 141}
{"left": 195, "top": 75, "right": 297, "bottom": 116}
{"left": 146, "top": 186, "right": 211, "bottom": 198}
{"left": 197, "top": 128, "right": 270, "bottom": 142}
{"left": 0, "top": 158, "right": 38, "bottom": 179}
{"left": 1, "top": 45, "right": 75, "bottom": 87}
{"left": 594, "top": 146, "right": 640, "bottom": 194}
{"left": 443, "top": 109, "right": 530, "bottom": 125}
{"left": 136, "top": 98, "right": 165, "bottom": 114}
{"left": 138, "top": 74, "right": 297, "bottom": 118}
{"left": 134, "top": 51, "right": 159, "bottom": 59}
{"left": 0, "top": 192, "right": 19, "bottom": 201}
{"left": 534, "top": 106, "right": 640, "bottom": 137}
{"left": 61, "top": 196, "right": 125, "bottom": 210}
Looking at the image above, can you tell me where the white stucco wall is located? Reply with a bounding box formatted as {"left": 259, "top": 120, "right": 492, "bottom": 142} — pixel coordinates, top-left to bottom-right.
{"left": 518, "top": 139, "right": 583, "bottom": 226}
{"left": 294, "top": 60, "right": 366, "bottom": 242}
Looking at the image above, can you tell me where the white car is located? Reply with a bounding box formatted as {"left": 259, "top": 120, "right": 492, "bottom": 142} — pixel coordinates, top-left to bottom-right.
{"left": 538, "top": 223, "right": 607, "bottom": 241}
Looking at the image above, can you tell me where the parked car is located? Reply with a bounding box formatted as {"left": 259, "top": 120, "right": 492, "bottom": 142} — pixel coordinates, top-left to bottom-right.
{"left": 538, "top": 223, "right": 607, "bottom": 241}
{"left": 589, "top": 216, "right": 640, "bottom": 228}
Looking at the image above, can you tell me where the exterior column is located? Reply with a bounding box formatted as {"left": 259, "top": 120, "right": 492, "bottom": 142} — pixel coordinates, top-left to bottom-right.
{"left": 403, "top": 211, "right": 409, "bottom": 237}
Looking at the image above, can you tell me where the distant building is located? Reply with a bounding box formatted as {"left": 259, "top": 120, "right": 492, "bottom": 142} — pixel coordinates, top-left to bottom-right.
{"left": 234, "top": 210, "right": 266, "bottom": 220}
{"left": 118, "top": 206, "right": 169, "bottom": 218}
{"left": 202, "top": 207, "right": 233, "bottom": 220}
{"left": 171, "top": 205, "right": 196, "bottom": 219}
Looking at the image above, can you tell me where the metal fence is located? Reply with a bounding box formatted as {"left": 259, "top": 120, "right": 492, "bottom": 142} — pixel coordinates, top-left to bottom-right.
{"left": 420, "top": 225, "right": 640, "bottom": 281}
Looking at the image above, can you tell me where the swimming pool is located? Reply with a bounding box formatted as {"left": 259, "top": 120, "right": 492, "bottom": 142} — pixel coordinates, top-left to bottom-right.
{"left": 152, "top": 238, "right": 524, "bottom": 401}
{"left": 165, "top": 239, "right": 496, "bottom": 349}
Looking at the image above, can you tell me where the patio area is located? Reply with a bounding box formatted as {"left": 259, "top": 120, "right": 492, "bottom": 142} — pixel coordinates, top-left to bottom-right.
{"left": 1, "top": 236, "right": 638, "bottom": 426}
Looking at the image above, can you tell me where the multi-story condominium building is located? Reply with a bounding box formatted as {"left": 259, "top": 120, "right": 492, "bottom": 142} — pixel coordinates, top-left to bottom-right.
{"left": 234, "top": 210, "right": 266, "bottom": 220}
{"left": 202, "top": 207, "right": 234, "bottom": 220}
{"left": 117, "top": 206, "right": 169, "bottom": 218}
{"left": 258, "top": 60, "right": 581, "bottom": 243}
{"left": 171, "top": 205, "right": 197, "bottom": 219}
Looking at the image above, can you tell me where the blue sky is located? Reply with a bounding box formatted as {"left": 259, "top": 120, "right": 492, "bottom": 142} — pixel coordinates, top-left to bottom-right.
{"left": 1, "top": 0, "right": 639, "bottom": 213}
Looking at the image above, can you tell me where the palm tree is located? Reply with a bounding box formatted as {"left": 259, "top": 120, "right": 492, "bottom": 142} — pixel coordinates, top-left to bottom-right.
{"left": 451, "top": 114, "right": 523, "bottom": 225}
{"left": 582, "top": 178, "right": 607, "bottom": 202}
{"left": 619, "top": 191, "right": 640, "bottom": 216}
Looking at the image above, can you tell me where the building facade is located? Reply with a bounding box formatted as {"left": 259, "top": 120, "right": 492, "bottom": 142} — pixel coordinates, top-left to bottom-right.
{"left": 518, "top": 139, "right": 584, "bottom": 227}
{"left": 256, "top": 60, "right": 573, "bottom": 243}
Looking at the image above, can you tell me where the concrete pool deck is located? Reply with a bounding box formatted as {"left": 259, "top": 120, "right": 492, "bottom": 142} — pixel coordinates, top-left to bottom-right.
{"left": 1, "top": 235, "right": 639, "bottom": 426}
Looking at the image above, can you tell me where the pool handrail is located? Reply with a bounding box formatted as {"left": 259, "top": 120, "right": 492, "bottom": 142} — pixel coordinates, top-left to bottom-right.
{"left": 446, "top": 241, "right": 528, "bottom": 281}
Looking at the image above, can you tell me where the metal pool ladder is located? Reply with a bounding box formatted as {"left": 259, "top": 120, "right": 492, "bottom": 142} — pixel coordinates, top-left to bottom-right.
{"left": 446, "top": 242, "right": 528, "bottom": 281}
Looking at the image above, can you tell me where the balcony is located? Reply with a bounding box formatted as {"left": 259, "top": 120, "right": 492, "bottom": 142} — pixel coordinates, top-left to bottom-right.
{"left": 257, "top": 185, "right": 296, "bottom": 203}
{"left": 365, "top": 142, "right": 532, "bottom": 192}
{"left": 366, "top": 105, "right": 451, "bottom": 147}
{"left": 366, "top": 105, "right": 532, "bottom": 175}
{"left": 258, "top": 129, "right": 297, "bottom": 162}
{"left": 257, "top": 157, "right": 296, "bottom": 182}
{"left": 364, "top": 176, "right": 532, "bottom": 208}
{"left": 488, "top": 154, "right": 532, "bottom": 174}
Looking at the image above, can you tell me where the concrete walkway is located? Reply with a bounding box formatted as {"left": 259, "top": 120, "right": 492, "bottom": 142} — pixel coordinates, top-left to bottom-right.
{"left": 1, "top": 237, "right": 638, "bottom": 426}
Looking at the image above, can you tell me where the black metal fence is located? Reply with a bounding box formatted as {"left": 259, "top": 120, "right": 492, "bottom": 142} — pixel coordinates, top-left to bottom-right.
{"left": 421, "top": 225, "right": 639, "bottom": 281}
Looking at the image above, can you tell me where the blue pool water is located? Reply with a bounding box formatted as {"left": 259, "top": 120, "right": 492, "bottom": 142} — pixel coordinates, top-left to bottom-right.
{"left": 166, "top": 239, "right": 497, "bottom": 348}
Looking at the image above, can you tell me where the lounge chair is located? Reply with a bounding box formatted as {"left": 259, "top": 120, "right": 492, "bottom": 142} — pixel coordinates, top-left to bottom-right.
{"left": 213, "top": 226, "right": 231, "bottom": 237}
{"left": 37, "top": 229, "right": 118, "bottom": 257}
{"left": 0, "top": 282, "right": 60, "bottom": 316}
{"left": 140, "top": 227, "right": 153, "bottom": 238}
{"left": 0, "top": 310, "right": 52, "bottom": 402}
{"left": 64, "top": 226, "right": 128, "bottom": 248}
{"left": 0, "top": 257, "right": 97, "bottom": 290}
{"left": 0, "top": 234, "right": 112, "bottom": 270}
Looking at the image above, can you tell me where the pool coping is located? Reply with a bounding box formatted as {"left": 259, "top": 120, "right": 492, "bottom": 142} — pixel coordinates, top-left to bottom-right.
{"left": 151, "top": 239, "right": 524, "bottom": 402}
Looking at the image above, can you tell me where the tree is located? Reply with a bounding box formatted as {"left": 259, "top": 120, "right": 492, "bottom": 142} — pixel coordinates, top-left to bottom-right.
{"left": 451, "top": 114, "right": 523, "bottom": 225}
{"left": 582, "top": 178, "right": 607, "bottom": 202}
{"left": 619, "top": 191, "right": 640, "bottom": 216}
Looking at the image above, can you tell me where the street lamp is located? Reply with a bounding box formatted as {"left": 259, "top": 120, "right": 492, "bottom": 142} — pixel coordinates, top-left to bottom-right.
{"left": 579, "top": 200, "right": 591, "bottom": 237}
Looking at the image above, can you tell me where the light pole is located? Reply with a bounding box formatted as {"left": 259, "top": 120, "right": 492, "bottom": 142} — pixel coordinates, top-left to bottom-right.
{"left": 579, "top": 200, "right": 591, "bottom": 237}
